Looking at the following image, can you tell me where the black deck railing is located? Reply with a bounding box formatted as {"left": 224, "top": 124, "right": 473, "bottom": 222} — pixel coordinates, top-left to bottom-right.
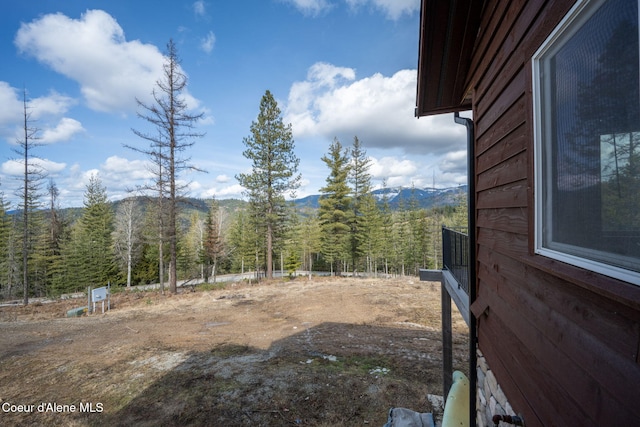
{"left": 442, "top": 226, "right": 469, "bottom": 296}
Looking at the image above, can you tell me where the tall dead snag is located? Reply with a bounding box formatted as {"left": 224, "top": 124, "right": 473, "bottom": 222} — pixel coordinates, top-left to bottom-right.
{"left": 129, "top": 40, "right": 204, "bottom": 294}
{"left": 12, "top": 88, "right": 44, "bottom": 305}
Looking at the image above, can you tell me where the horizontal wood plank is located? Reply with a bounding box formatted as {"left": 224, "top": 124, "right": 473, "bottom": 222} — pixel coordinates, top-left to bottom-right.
{"left": 478, "top": 246, "right": 640, "bottom": 359}
{"left": 475, "top": 68, "right": 525, "bottom": 139}
{"left": 477, "top": 311, "right": 580, "bottom": 426}
{"left": 477, "top": 227, "right": 529, "bottom": 260}
{"left": 477, "top": 121, "right": 527, "bottom": 173}
{"left": 477, "top": 150, "right": 528, "bottom": 192}
{"left": 476, "top": 179, "right": 529, "bottom": 210}
{"left": 476, "top": 207, "right": 528, "bottom": 235}
{"left": 479, "top": 277, "right": 638, "bottom": 424}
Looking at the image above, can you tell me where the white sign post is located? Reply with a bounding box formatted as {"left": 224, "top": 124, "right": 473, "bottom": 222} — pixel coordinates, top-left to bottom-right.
{"left": 91, "top": 285, "right": 110, "bottom": 314}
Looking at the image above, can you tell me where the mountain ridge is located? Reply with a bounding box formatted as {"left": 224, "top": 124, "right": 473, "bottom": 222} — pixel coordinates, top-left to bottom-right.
{"left": 294, "top": 185, "right": 467, "bottom": 210}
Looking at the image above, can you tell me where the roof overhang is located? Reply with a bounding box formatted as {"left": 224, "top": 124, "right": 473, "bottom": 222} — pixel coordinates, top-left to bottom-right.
{"left": 415, "top": 0, "right": 484, "bottom": 117}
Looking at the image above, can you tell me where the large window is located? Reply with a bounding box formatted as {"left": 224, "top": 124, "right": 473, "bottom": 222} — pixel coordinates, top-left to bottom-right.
{"left": 533, "top": 0, "right": 640, "bottom": 285}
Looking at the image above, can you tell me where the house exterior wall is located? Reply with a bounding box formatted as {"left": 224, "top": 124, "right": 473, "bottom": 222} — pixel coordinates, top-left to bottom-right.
{"left": 466, "top": 0, "right": 640, "bottom": 425}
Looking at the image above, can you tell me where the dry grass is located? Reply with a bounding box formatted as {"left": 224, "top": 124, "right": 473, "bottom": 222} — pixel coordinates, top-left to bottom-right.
{"left": 0, "top": 277, "right": 468, "bottom": 426}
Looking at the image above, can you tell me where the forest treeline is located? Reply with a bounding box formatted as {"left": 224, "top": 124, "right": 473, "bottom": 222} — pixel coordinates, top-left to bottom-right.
{"left": 0, "top": 40, "right": 468, "bottom": 302}
{"left": 0, "top": 173, "right": 467, "bottom": 299}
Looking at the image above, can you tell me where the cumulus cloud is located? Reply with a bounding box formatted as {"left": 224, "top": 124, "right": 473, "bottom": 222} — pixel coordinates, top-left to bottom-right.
{"left": 200, "top": 31, "right": 216, "bottom": 53}
{"left": 284, "top": 62, "right": 466, "bottom": 156}
{"left": 369, "top": 156, "right": 418, "bottom": 180}
{"left": 440, "top": 150, "right": 468, "bottom": 175}
{"left": 280, "top": 0, "right": 333, "bottom": 16}
{"left": 0, "top": 82, "right": 22, "bottom": 126}
{"left": 345, "top": 0, "right": 419, "bottom": 20}
{"left": 201, "top": 183, "right": 244, "bottom": 199}
{"left": 41, "top": 118, "right": 84, "bottom": 144}
{"left": 28, "top": 91, "right": 76, "bottom": 119}
{"left": 14, "top": 10, "right": 203, "bottom": 114}
{"left": 101, "top": 156, "right": 154, "bottom": 181}
{"left": 0, "top": 82, "right": 79, "bottom": 142}
{"left": 1, "top": 158, "right": 66, "bottom": 176}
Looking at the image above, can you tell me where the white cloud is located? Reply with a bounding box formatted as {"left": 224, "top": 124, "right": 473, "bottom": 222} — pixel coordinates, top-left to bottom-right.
{"left": 15, "top": 10, "right": 203, "bottom": 114}
{"left": 201, "top": 183, "right": 244, "bottom": 199}
{"left": 28, "top": 91, "right": 76, "bottom": 119}
{"left": 281, "top": 0, "right": 333, "bottom": 16}
{"left": 216, "top": 174, "right": 230, "bottom": 183}
{"left": 101, "top": 156, "right": 154, "bottom": 181}
{"left": 200, "top": 31, "right": 216, "bottom": 54}
{"left": 41, "top": 118, "right": 84, "bottom": 144}
{"left": 1, "top": 158, "right": 66, "bottom": 176}
{"left": 440, "top": 150, "right": 468, "bottom": 175}
{"left": 193, "top": 1, "right": 207, "bottom": 17}
{"left": 0, "top": 82, "right": 79, "bottom": 143}
{"left": 345, "top": 0, "right": 419, "bottom": 20}
{"left": 369, "top": 156, "right": 418, "bottom": 180}
{"left": 285, "top": 63, "right": 467, "bottom": 156}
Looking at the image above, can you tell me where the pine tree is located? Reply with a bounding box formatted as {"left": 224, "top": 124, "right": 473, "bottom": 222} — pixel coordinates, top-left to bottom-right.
{"left": 236, "top": 90, "right": 301, "bottom": 279}
{"left": 0, "top": 189, "right": 11, "bottom": 296}
{"left": 178, "top": 211, "right": 202, "bottom": 280}
{"left": 78, "top": 175, "right": 116, "bottom": 288}
{"left": 228, "top": 208, "right": 257, "bottom": 276}
{"left": 318, "top": 138, "right": 351, "bottom": 276}
{"left": 202, "top": 200, "right": 224, "bottom": 283}
{"left": 347, "top": 136, "right": 374, "bottom": 273}
{"left": 379, "top": 180, "right": 393, "bottom": 276}
{"left": 297, "top": 211, "right": 321, "bottom": 275}
{"left": 359, "top": 192, "right": 382, "bottom": 274}
{"left": 43, "top": 181, "right": 66, "bottom": 287}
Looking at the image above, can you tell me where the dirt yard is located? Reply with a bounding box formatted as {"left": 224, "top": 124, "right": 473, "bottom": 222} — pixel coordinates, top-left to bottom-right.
{"left": 0, "top": 277, "right": 468, "bottom": 426}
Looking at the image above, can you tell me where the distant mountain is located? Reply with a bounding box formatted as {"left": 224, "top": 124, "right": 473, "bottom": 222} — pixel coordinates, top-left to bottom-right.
{"left": 293, "top": 186, "right": 467, "bottom": 210}
{"left": 5, "top": 188, "right": 464, "bottom": 221}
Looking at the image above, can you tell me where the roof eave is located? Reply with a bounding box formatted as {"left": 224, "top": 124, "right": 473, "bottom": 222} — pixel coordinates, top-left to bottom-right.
{"left": 415, "top": 0, "right": 484, "bottom": 117}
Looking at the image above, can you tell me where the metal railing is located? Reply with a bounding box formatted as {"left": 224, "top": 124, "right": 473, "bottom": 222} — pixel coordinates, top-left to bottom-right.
{"left": 442, "top": 226, "right": 469, "bottom": 296}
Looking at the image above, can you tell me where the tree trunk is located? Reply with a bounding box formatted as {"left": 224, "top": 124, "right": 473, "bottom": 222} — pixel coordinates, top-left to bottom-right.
{"left": 266, "top": 222, "right": 273, "bottom": 279}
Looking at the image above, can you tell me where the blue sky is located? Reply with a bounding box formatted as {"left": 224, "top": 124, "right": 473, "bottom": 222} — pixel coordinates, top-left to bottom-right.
{"left": 0, "top": 0, "right": 468, "bottom": 208}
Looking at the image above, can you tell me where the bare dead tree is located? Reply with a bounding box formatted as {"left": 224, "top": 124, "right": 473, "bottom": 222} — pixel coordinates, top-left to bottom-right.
{"left": 12, "top": 88, "right": 44, "bottom": 305}
{"left": 128, "top": 40, "right": 204, "bottom": 294}
{"left": 113, "top": 198, "right": 143, "bottom": 289}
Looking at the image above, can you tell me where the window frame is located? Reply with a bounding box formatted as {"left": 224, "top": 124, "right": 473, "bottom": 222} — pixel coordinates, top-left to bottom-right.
{"left": 532, "top": 0, "right": 640, "bottom": 286}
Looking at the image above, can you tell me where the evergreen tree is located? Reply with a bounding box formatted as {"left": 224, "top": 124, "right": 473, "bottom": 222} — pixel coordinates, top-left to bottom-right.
{"left": 0, "top": 189, "right": 12, "bottom": 296}
{"left": 236, "top": 90, "right": 301, "bottom": 280}
{"left": 347, "top": 136, "right": 374, "bottom": 273}
{"left": 379, "top": 180, "right": 393, "bottom": 276}
{"left": 318, "top": 138, "right": 351, "bottom": 276}
{"left": 78, "top": 174, "right": 116, "bottom": 288}
{"left": 202, "top": 200, "right": 224, "bottom": 283}
{"left": 179, "top": 211, "right": 202, "bottom": 280}
{"left": 31, "top": 203, "right": 54, "bottom": 297}
{"left": 360, "top": 192, "right": 382, "bottom": 274}
{"left": 297, "top": 211, "right": 321, "bottom": 275}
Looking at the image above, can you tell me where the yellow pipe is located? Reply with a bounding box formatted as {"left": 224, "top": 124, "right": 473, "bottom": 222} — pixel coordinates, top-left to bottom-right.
{"left": 442, "top": 370, "right": 470, "bottom": 427}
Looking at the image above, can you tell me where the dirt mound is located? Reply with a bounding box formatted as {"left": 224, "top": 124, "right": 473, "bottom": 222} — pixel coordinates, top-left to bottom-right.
{"left": 0, "top": 277, "right": 468, "bottom": 426}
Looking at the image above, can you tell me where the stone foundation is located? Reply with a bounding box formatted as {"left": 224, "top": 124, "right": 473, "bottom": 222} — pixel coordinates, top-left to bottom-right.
{"left": 475, "top": 349, "right": 519, "bottom": 427}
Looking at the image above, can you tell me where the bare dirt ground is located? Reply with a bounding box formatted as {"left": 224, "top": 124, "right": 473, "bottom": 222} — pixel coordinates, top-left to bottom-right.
{"left": 0, "top": 277, "right": 468, "bottom": 426}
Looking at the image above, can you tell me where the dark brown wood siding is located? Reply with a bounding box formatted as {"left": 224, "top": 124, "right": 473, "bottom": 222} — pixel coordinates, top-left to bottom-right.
{"left": 468, "top": 0, "right": 640, "bottom": 425}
